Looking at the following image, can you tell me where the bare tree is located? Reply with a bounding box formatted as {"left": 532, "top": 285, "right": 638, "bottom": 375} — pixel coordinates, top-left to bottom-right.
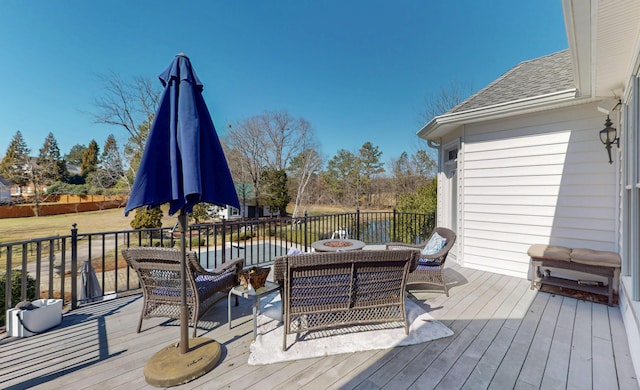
{"left": 389, "top": 149, "right": 436, "bottom": 203}
{"left": 92, "top": 73, "right": 160, "bottom": 157}
{"left": 225, "top": 147, "right": 253, "bottom": 218}
{"left": 260, "top": 111, "right": 315, "bottom": 170}
{"left": 419, "top": 80, "right": 474, "bottom": 125}
{"left": 227, "top": 111, "right": 319, "bottom": 216}
{"left": 288, "top": 148, "right": 322, "bottom": 217}
{"left": 87, "top": 134, "right": 131, "bottom": 194}
{"left": 226, "top": 118, "right": 267, "bottom": 214}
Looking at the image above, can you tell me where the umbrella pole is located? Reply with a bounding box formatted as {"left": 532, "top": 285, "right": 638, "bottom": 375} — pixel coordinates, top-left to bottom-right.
{"left": 143, "top": 209, "right": 222, "bottom": 387}
{"left": 178, "top": 210, "right": 190, "bottom": 354}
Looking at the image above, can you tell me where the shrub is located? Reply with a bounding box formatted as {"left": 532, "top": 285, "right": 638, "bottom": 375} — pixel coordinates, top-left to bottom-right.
{"left": 190, "top": 203, "right": 212, "bottom": 224}
{"left": 130, "top": 207, "right": 164, "bottom": 230}
{"left": 189, "top": 237, "right": 205, "bottom": 247}
{"left": 0, "top": 270, "right": 37, "bottom": 327}
{"left": 229, "top": 232, "right": 248, "bottom": 241}
{"left": 153, "top": 240, "right": 177, "bottom": 248}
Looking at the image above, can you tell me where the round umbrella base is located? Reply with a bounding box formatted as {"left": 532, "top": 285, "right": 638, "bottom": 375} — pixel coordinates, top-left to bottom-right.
{"left": 144, "top": 337, "right": 222, "bottom": 387}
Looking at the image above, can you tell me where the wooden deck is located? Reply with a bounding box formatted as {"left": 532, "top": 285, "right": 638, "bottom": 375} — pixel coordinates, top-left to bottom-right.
{"left": 1, "top": 264, "right": 637, "bottom": 390}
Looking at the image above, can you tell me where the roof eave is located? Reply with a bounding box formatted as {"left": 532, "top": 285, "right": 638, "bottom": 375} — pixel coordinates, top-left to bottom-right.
{"left": 417, "top": 89, "right": 582, "bottom": 140}
{"left": 562, "top": 0, "right": 592, "bottom": 97}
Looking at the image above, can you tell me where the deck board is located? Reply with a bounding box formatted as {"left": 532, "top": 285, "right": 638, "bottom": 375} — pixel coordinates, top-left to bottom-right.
{"left": 487, "top": 291, "right": 549, "bottom": 389}
{"left": 457, "top": 278, "right": 528, "bottom": 390}
{"left": 382, "top": 269, "right": 498, "bottom": 389}
{"left": 610, "top": 305, "right": 640, "bottom": 390}
{"left": 540, "top": 296, "right": 576, "bottom": 389}
{"left": 567, "top": 299, "right": 593, "bottom": 389}
{"left": 591, "top": 303, "right": 618, "bottom": 389}
{"left": 1, "top": 263, "right": 638, "bottom": 390}
{"left": 408, "top": 274, "right": 509, "bottom": 389}
{"left": 437, "top": 276, "right": 523, "bottom": 390}
{"left": 516, "top": 293, "right": 563, "bottom": 388}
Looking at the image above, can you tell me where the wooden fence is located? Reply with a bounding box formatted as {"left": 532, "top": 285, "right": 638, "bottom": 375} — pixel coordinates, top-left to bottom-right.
{"left": 0, "top": 196, "right": 127, "bottom": 218}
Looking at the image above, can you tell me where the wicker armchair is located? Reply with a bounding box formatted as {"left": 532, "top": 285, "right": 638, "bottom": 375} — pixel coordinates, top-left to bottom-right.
{"left": 121, "top": 247, "right": 244, "bottom": 337}
{"left": 274, "top": 250, "right": 419, "bottom": 350}
{"left": 386, "top": 227, "right": 457, "bottom": 296}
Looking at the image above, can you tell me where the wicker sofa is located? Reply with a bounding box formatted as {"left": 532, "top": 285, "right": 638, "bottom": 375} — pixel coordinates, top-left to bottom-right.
{"left": 273, "top": 250, "right": 419, "bottom": 350}
{"left": 122, "top": 247, "right": 244, "bottom": 336}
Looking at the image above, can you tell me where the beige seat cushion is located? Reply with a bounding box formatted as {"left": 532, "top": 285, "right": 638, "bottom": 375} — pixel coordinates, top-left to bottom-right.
{"left": 570, "top": 248, "right": 621, "bottom": 267}
{"left": 527, "top": 244, "right": 572, "bottom": 262}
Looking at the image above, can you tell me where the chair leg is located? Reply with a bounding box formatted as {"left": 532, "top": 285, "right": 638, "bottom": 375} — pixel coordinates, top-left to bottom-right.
{"left": 192, "top": 307, "right": 198, "bottom": 338}
{"left": 441, "top": 268, "right": 449, "bottom": 297}
{"left": 282, "top": 321, "right": 288, "bottom": 351}
{"left": 137, "top": 313, "right": 144, "bottom": 333}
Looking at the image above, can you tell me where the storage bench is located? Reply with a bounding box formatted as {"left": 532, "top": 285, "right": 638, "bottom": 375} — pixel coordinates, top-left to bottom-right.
{"left": 528, "top": 244, "right": 621, "bottom": 306}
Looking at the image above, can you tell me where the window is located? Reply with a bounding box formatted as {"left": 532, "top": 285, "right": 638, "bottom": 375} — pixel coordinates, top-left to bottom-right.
{"left": 447, "top": 148, "right": 458, "bottom": 162}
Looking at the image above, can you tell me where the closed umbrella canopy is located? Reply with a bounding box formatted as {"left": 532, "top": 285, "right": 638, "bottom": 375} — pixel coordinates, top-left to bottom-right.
{"left": 125, "top": 53, "right": 240, "bottom": 216}
{"left": 79, "top": 259, "right": 102, "bottom": 303}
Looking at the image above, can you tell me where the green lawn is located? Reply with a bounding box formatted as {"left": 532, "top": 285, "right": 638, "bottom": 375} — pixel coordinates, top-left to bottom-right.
{"left": 0, "top": 207, "right": 156, "bottom": 243}
{"left": 0, "top": 204, "right": 385, "bottom": 244}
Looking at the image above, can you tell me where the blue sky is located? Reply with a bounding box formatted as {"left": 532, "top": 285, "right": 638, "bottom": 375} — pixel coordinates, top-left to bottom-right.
{"left": 0, "top": 1, "right": 567, "bottom": 167}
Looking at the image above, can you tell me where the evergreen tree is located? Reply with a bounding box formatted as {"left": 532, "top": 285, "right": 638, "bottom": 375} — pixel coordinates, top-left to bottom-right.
{"left": 0, "top": 131, "right": 31, "bottom": 187}
{"left": 322, "top": 149, "right": 360, "bottom": 206}
{"left": 81, "top": 139, "right": 100, "bottom": 177}
{"left": 65, "top": 144, "right": 86, "bottom": 166}
{"left": 95, "top": 134, "right": 123, "bottom": 188}
{"left": 358, "top": 142, "right": 384, "bottom": 207}
{"left": 38, "top": 132, "right": 68, "bottom": 184}
{"left": 260, "top": 168, "right": 291, "bottom": 216}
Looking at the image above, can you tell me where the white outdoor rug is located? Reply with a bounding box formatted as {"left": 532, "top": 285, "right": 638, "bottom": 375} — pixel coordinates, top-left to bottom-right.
{"left": 248, "top": 293, "right": 453, "bottom": 365}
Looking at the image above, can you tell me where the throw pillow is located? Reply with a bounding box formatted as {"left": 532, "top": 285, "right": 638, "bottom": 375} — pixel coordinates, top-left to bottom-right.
{"left": 287, "top": 247, "right": 304, "bottom": 255}
{"left": 421, "top": 232, "right": 447, "bottom": 255}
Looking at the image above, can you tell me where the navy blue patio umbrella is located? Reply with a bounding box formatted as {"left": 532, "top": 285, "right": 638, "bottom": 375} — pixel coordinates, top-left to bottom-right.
{"left": 125, "top": 54, "right": 239, "bottom": 216}
{"left": 124, "top": 53, "right": 239, "bottom": 386}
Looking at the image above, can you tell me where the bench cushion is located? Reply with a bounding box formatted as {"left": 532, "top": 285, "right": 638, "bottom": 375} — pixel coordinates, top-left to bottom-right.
{"left": 570, "top": 248, "right": 621, "bottom": 267}
{"left": 527, "top": 244, "right": 571, "bottom": 262}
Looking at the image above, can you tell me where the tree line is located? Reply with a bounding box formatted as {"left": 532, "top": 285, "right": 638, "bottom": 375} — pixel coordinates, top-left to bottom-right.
{"left": 0, "top": 74, "right": 470, "bottom": 221}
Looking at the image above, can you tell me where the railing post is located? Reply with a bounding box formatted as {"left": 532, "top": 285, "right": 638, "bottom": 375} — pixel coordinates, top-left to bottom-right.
{"left": 393, "top": 209, "right": 397, "bottom": 242}
{"left": 5, "top": 247, "right": 12, "bottom": 314}
{"left": 356, "top": 208, "right": 361, "bottom": 240}
{"left": 221, "top": 218, "right": 227, "bottom": 261}
{"left": 304, "top": 211, "right": 309, "bottom": 251}
{"left": 71, "top": 223, "right": 78, "bottom": 310}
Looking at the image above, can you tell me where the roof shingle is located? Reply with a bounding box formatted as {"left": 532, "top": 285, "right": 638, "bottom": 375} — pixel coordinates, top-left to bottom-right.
{"left": 450, "top": 49, "right": 574, "bottom": 114}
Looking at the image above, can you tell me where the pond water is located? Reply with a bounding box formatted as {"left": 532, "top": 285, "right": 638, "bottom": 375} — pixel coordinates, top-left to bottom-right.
{"left": 196, "top": 242, "right": 291, "bottom": 269}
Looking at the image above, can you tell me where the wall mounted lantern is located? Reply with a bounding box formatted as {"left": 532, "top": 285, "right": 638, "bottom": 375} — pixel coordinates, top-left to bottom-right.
{"left": 599, "top": 115, "right": 619, "bottom": 164}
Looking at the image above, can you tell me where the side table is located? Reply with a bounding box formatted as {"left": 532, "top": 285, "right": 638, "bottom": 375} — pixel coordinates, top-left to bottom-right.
{"left": 228, "top": 280, "right": 280, "bottom": 340}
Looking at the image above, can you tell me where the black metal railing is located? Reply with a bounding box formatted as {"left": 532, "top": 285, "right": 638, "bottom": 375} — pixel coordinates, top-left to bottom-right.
{"left": 1, "top": 209, "right": 434, "bottom": 325}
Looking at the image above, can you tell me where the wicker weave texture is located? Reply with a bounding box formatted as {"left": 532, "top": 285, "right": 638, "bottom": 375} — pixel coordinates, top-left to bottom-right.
{"left": 274, "top": 249, "right": 419, "bottom": 350}
{"left": 386, "top": 227, "right": 457, "bottom": 296}
{"left": 121, "top": 247, "right": 244, "bottom": 337}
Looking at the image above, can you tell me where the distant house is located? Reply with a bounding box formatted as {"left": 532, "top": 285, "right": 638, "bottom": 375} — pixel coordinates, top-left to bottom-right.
{"left": 0, "top": 175, "right": 13, "bottom": 201}
{"left": 10, "top": 159, "right": 81, "bottom": 197}
{"left": 66, "top": 163, "right": 81, "bottom": 177}
{"left": 418, "top": 1, "right": 640, "bottom": 378}
{"left": 213, "top": 182, "right": 279, "bottom": 220}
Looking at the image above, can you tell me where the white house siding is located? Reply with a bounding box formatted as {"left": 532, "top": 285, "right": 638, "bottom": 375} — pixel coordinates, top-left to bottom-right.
{"left": 455, "top": 103, "right": 617, "bottom": 278}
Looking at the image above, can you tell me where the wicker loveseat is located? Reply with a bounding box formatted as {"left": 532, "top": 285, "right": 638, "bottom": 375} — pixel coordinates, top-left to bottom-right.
{"left": 273, "top": 250, "right": 419, "bottom": 350}
{"left": 122, "top": 247, "right": 244, "bottom": 336}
